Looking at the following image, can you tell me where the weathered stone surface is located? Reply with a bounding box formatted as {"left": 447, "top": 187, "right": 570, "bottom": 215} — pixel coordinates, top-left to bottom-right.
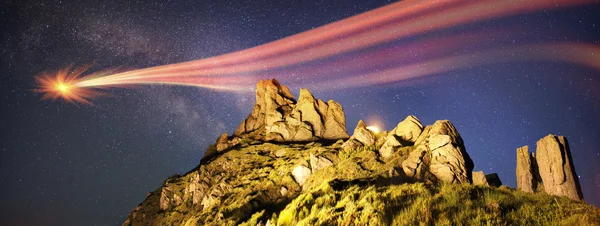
{"left": 399, "top": 120, "right": 473, "bottom": 184}
{"left": 427, "top": 120, "right": 473, "bottom": 184}
{"left": 379, "top": 115, "right": 424, "bottom": 158}
{"left": 234, "top": 79, "right": 348, "bottom": 142}
{"left": 401, "top": 145, "right": 429, "bottom": 180}
{"left": 310, "top": 154, "right": 334, "bottom": 173}
{"left": 292, "top": 165, "right": 312, "bottom": 186}
{"left": 182, "top": 172, "right": 204, "bottom": 206}
{"left": 391, "top": 115, "right": 424, "bottom": 144}
{"left": 353, "top": 120, "right": 376, "bottom": 146}
{"left": 275, "top": 149, "right": 287, "bottom": 157}
{"left": 342, "top": 120, "right": 376, "bottom": 151}
{"left": 216, "top": 133, "right": 230, "bottom": 152}
{"left": 323, "top": 100, "right": 349, "bottom": 140}
{"left": 160, "top": 181, "right": 184, "bottom": 210}
{"left": 234, "top": 79, "right": 295, "bottom": 136}
{"left": 536, "top": 135, "right": 583, "bottom": 201}
{"left": 516, "top": 146, "right": 536, "bottom": 193}
{"left": 472, "top": 171, "right": 489, "bottom": 186}
{"left": 294, "top": 89, "right": 325, "bottom": 136}
{"left": 379, "top": 136, "right": 401, "bottom": 158}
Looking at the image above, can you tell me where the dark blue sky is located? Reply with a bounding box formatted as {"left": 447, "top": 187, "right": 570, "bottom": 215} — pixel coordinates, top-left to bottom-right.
{"left": 1, "top": 0, "right": 599, "bottom": 225}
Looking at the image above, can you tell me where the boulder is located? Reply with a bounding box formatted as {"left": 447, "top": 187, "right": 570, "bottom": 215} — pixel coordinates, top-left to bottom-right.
{"left": 390, "top": 115, "right": 424, "bottom": 144}
{"left": 472, "top": 171, "right": 489, "bottom": 186}
{"left": 516, "top": 146, "right": 536, "bottom": 193}
{"left": 293, "top": 89, "right": 325, "bottom": 137}
{"left": 535, "top": 135, "right": 583, "bottom": 201}
{"left": 342, "top": 120, "right": 376, "bottom": 151}
{"left": 400, "top": 120, "right": 473, "bottom": 184}
{"left": 427, "top": 120, "right": 473, "bottom": 184}
{"left": 309, "top": 154, "right": 334, "bottom": 173}
{"left": 379, "top": 115, "right": 424, "bottom": 158}
{"left": 292, "top": 165, "right": 312, "bottom": 186}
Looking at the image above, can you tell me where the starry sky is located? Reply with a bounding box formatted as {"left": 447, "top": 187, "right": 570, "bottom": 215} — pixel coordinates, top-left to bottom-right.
{"left": 1, "top": 0, "right": 599, "bottom": 225}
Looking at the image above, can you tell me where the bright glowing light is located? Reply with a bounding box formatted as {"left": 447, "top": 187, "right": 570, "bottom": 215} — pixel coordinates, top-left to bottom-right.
{"left": 366, "top": 126, "right": 381, "bottom": 133}
{"left": 34, "top": 65, "right": 101, "bottom": 105}
{"left": 57, "top": 84, "right": 70, "bottom": 93}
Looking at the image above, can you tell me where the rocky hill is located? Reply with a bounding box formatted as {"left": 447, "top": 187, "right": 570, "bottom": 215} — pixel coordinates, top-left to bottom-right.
{"left": 123, "top": 79, "right": 600, "bottom": 226}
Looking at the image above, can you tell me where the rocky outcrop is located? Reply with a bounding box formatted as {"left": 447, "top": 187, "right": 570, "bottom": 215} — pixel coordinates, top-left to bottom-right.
{"left": 159, "top": 182, "right": 184, "bottom": 210}
{"left": 379, "top": 115, "right": 423, "bottom": 158}
{"left": 427, "top": 120, "right": 473, "bottom": 184}
{"left": 535, "top": 135, "right": 583, "bottom": 201}
{"left": 234, "top": 79, "right": 296, "bottom": 136}
{"left": 401, "top": 145, "right": 430, "bottom": 180}
{"left": 516, "top": 146, "right": 536, "bottom": 193}
{"left": 125, "top": 80, "right": 600, "bottom": 226}
{"left": 401, "top": 120, "right": 473, "bottom": 184}
{"left": 234, "top": 79, "right": 349, "bottom": 142}
{"left": 515, "top": 135, "right": 583, "bottom": 201}
{"left": 400, "top": 120, "right": 474, "bottom": 184}
{"left": 341, "top": 120, "right": 376, "bottom": 151}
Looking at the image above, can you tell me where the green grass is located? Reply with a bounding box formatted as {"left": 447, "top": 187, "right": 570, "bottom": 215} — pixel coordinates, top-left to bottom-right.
{"left": 274, "top": 180, "right": 600, "bottom": 226}
{"left": 124, "top": 141, "right": 600, "bottom": 226}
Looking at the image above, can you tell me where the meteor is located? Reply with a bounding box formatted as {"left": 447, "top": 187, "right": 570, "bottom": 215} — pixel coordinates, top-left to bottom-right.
{"left": 34, "top": 0, "right": 599, "bottom": 104}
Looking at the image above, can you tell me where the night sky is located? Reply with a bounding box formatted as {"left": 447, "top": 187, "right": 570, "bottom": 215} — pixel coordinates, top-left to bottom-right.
{"left": 1, "top": 0, "right": 600, "bottom": 225}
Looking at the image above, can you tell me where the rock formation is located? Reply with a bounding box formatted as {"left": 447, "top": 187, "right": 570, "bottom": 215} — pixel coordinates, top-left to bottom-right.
{"left": 234, "top": 79, "right": 349, "bottom": 142}
{"left": 341, "top": 120, "right": 376, "bottom": 151}
{"left": 379, "top": 115, "right": 423, "bottom": 158}
{"left": 339, "top": 116, "right": 473, "bottom": 185}
{"left": 472, "top": 171, "right": 489, "bottom": 186}
{"left": 516, "top": 146, "right": 536, "bottom": 193}
{"left": 402, "top": 120, "right": 474, "bottom": 184}
{"left": 515, "top": 135, "right": 583, "bottom": 201}
{"left": 536, "top": 135, "right": 583, "bottom": 201}
{"left": 123, "top": 80, "right": 598, "bottom": 226}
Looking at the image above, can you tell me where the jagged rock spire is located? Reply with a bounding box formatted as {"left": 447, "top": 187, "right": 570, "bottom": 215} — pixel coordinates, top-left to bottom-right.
{"left": 234, "top": 79, "right": 349, "bottom": 141}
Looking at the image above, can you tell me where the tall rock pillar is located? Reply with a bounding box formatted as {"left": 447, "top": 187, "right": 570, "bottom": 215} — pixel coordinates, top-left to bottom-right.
{"left": 535, "top": 135, "right": 584, "bottom": 201}
{"left": 516, "top": 146, "right": 536, "bottom": 193}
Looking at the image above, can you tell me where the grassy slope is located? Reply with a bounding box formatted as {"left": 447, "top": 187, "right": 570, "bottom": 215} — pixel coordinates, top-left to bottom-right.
{"left": 273, "top": 181, "right": 600, "bottom": 226}
{"left": 124, "top": 141, "right": 600, "bottom": 226}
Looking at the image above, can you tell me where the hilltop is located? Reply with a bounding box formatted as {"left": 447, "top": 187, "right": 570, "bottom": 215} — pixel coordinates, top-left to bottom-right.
{"left": 123, "top": 79, "right": 600, "bottom": 226}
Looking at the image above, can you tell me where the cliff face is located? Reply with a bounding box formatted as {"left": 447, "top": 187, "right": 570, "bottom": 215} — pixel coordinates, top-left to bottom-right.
{"left": 123, "top": 80, "right": 599, "bottom": 226}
